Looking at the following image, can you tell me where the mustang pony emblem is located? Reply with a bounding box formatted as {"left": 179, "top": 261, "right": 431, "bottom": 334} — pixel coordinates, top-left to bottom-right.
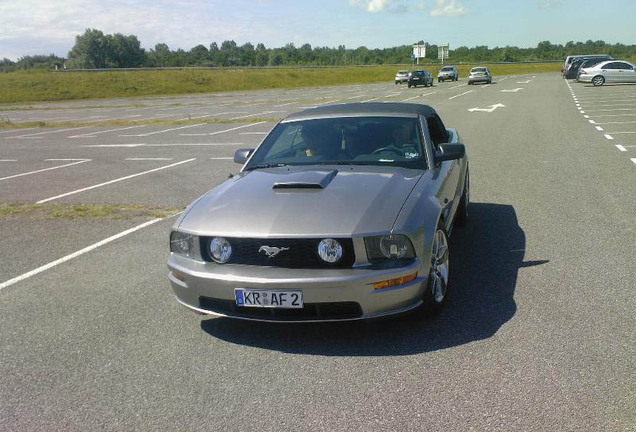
{"left": 258, "top": 246, "right": 290, "bottom": 258}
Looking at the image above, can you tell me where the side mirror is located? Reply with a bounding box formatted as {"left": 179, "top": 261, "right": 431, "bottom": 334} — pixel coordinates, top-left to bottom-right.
{"left": 233, "top": 148, "right": 254, "bottom": 164}
{"left": 435, "top": 144, "right": 465, "bottom": 162}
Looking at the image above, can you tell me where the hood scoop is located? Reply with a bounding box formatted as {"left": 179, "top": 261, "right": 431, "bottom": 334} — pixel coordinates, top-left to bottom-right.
{"left": 272, "top": 169, "right": 338, "bottom": 190}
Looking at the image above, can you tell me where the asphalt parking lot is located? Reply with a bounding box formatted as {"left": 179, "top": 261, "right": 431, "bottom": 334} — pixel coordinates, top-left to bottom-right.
{"left": 1, "top": 73, "right": 634, "bottom": 431}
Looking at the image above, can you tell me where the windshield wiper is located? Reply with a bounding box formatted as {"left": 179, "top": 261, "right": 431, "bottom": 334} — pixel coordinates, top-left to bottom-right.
{"left": 244, "top": 163, "right": 287, "bottom": 171}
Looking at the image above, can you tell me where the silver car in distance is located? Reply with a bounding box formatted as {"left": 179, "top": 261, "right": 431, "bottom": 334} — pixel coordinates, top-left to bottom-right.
{"left": 167, "top": 103, "right": 469, "bottom": 322}
{"left": 577, "top": 60, "right": 636, "bottom": 86}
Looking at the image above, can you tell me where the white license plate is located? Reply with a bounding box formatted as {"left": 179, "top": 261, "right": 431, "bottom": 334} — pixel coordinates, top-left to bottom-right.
{"left": 234, "top": 289, "right": 303, "bottom": 308}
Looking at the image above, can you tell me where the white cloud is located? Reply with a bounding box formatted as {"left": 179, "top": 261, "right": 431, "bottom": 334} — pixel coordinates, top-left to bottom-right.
{"left": 538, "top": 1, "right": 562, "bottom": 9}
{"left": 430, "top": 0, "right": 466, "bottom": 17}
{"left": 349, "top": 0, "right": 392, "bottom": 13}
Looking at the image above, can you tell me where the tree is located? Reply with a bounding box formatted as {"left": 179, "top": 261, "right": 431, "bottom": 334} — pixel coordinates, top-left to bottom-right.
{"left": 67, "top": 28, "right": 110, "bottom": 68}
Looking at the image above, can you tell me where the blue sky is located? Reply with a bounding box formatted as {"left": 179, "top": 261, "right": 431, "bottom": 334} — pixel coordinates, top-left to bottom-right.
{"left": 1, "top": 0, "right": 634, "bottom": 60}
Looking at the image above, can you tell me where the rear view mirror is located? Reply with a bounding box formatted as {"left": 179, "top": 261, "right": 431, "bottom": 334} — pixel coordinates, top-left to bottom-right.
{"left": 435, "top": 144, "right": 465, "bottom": 162}
{"left": 234, "top": 148, "right": 254, "bottom": 164}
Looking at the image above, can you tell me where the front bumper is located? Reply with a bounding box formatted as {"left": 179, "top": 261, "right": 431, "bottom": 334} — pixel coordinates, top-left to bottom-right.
{"left": 167, "top": 254, "right": 427, "bottom": 322}
{"left": 468, "top": 76, "right": 490, "bottom": 83}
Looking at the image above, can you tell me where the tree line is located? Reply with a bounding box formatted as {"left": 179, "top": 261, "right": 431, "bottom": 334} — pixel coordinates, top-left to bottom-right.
{"left": 2, "top": 29, "right": 635, "bottom": 72}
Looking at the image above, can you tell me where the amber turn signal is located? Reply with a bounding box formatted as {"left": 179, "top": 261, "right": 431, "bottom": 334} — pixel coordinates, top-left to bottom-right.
{"left": 373, "top": 272, "right": 417, "bottom": 290}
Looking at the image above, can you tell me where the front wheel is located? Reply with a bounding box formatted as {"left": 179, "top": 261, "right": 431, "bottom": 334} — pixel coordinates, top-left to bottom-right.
{"left": 592, "top": 75, "right": 605, "bottom": 86}
{"left": 418, "top": 225, "right": 450, "bottom": 317}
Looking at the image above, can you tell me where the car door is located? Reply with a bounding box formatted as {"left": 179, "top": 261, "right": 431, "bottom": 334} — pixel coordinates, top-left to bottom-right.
{"left": 423, "top": 114, "right": 460, "bottom": 229}
{"left": 601, "top": 62, "right": 620, "bottom": 82}
{"left": 615, "top": 62, "right": 636, "bottom": 83}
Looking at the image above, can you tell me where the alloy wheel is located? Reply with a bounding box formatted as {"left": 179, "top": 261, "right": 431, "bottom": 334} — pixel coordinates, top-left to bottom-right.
{"left": 430, "top": 229, "right": 449, "bottom": 303}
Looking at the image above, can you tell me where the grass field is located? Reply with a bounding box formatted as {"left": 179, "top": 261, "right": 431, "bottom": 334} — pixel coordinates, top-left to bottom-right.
{"left": 0, "top": 63, "right": 561, "bottom": 104}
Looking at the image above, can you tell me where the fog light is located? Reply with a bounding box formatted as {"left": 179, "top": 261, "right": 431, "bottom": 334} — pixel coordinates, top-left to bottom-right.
{"left": 317, "top": 238, "right": 343, "bottom": 263}
{"left": 373, "top": 272, "right": 417, "bottom": 290}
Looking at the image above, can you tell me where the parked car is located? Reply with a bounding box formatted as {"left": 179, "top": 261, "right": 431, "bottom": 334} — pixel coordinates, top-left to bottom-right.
{"left": 168, "top": 103, "right": 470, "bottom": 322}
{"left": 438, "top": 65, "right": 459, "bottom": 82}
{"left": 578, "top": 60, "right": 636, "bottom": 86}
{"left": 575, "top": 58, "right": 611, "bottom": 81}
{"left": 562, "top": 54, "right": 612, "bottom": 77}
{"left": 408, "top": 70, "right": 434, "bottom": 87}
{"left": 395, "top": 70, "right": 409, "bottom": 84}
{"left": 467, "top": 67, "right": 492, "bottom": 85}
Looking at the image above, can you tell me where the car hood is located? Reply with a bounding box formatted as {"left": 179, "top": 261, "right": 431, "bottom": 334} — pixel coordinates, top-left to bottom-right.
{"left": 178, "top": 166, "right": 423, "bottom": 237}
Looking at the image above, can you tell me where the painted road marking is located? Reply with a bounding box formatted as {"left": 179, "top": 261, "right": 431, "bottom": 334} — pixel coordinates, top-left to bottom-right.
{"left": 606, "top": 131, "right": 636, "bottom": 135}
{"left": 0, "top": 159, "right": 17, "bottom": 162}
{"left": 69, "top": 125, "right": 146, "bottom": 138}
{"left": 615, "top": 145, "right": 627, "bottom": 152}
{"left": 468, "top": 103, "right": 505, "bottom": 113}
{"left": 584, "top": 115, "right": 590, "bottom": 119}
{"left": 589, "top": 120, "right": 596, "bottom": 124}
{"left": 231, "top": 111, "right": 279, "bottom": 120}
{"left": 501, "top": 88, "right": 523, "bottom": 93}
{"left": 632, "top": 158, "right": 636, "bottom": 165}
{"left": 590, "top": 113, "right": 636, "bottom": 118}
{"left": 6, "top": 126, "right": 91, "bottom": 139}
{"left": 36, "top": 158, "right": 196, "bottom": 204}
{"left": 0, "top": 159, "right": 91, "bottom": 182}
{"left": 179, "top": 122, "right": 266, "bottom": 136}
{"left": 402, "top": 95, "right": 422, "bottom": 101}
{"left": 595, "top": 126, "right": 604, "bottom": 131}
{"left": 0, "top": 217, "right": 172, "bottom": 291}
{"left": 125, "top": 158, "right": 174, "bottom": 161}
{"left": 239, "top": 132, "right": 268, "bottom": 135}
{"left": 594, "top": 120, "right": 636, "bottom": 125}
{"left": 449, "top": 90, "right": 473, "bottom": 100}
{"left": 0, "top": 127, "right": 40, "bottom": 135}
{"left": 517, "top": 80, "right": 532, "bottom": 84}
{"left": 82, "top": 143, "right": 244, "bottom": 148}
{"left": 605, "top": 135, "right": 614, "bottom": 140}
{"left": 120, "top": 123, "right": 205, "bottom": 137}
{"left": 449, "top": 84, "right": 464, "bottom": 90}
{"left": 210, "top": 157, "right": 233, "bottom": 160}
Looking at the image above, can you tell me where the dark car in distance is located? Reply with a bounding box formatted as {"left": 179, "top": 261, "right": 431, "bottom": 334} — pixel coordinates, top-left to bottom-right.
{"left": 408, "top": 70, "right": 434, "bottom": 88}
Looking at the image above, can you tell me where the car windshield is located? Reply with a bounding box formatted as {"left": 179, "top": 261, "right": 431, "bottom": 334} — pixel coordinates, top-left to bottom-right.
{"left": 471, "top": 68, "right": 487, "bottom": 72}
{"left": 441, "top": 67, "right": 453, "bottom": 71}
{"left": 245, "top": 116, "right": 427, "bottom": 170}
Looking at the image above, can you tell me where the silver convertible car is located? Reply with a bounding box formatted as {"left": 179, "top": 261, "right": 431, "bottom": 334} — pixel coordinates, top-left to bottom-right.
{"left": 167, "top": 103, "right": 469, "bottom": 322}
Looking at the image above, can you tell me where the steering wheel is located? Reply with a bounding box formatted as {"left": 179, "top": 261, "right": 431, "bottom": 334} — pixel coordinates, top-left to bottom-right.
{"left": 371, "top": 145, "right": 403, "bottom": 156}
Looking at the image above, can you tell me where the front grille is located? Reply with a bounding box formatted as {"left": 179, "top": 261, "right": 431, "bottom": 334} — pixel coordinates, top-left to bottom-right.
{"left": 199, "top": 297, "right": 362, "bottom": 321}
{"left": 200, "top": 237, "right": 355, "bottom": 269}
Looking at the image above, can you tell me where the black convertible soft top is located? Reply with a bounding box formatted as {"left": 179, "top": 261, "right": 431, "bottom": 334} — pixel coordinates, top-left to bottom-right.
{"left": 283, "top": 102, "right": 437, "bottom": 122}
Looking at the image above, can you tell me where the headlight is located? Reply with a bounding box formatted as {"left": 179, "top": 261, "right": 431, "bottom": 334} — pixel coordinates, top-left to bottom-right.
{"left": 317, "top": 238, "right": 343, "bottom": 263}
{"left": 365, "top": 234, "right": 416, "bottom": 262}
{"left": 209, "top": 237, "right": 232, "bottom": 263}
{"left": 170, "top": 231, "right": 196, "bottom": 257}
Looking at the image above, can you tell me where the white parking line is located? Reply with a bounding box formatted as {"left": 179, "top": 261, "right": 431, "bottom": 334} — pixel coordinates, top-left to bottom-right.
{"left": 231, "top": 111, "right": 278, "bottom": 120}
{"left": 594, "top": 120, "right": 636, "bottom": 125}
{"left": 615, "top": 145, "right": 627, "bottom": 152}
{"left": 589, "top": 113, "right": 636, "bottom": 118}
{"left": 179, "top": 122, "right": 266, "bottom": 136}
{"left": 6, "top": 126, "right": 91, "bottom": 139}
{"left": 125, "top": 158, "right": 174, "bottom": 161}
{"left": 36, "top": 158, "right": 196, "bottom": 204}
{"left": 0, "top": 159, "right": 17, "bottom": 162}
{"left": 604, "top": 134, "right": 614, "bottom": 140}
{"left": 82, "top": 143, "right": 244, "bottom": 148}
{"left": 402, "top": 95, "right": 421, "bottom": 102}
{"left": 448, "top": 84, "right": 464, "bottom": 90}
{"left": 120, "top": 123, "right": 205, "bottom": 137}
{"left": 0, "top": 127, "right": 40, "bottom": 135}
{"left": 0, "top": 159, "right": 91, "bottom": 182}
{"left": 607, "top": 131, "right": 636, "bottom": 135}
{"left": 239, "top": 132, "right": 268, "bottom": 135}
{"left": 0, "top": 217, "right": 171, "bottom": 291}
{"left": 361, "top": 97, "right": 381, "bottom": 102}
{"left": 632, "top": 158, "right": 636, "bottom": 165}
{"left": 595, "top": 126, "right": 604, "bottom": 131}
{"left": 449, "top": 90, "right": 473, "bottom": 100}
{"left": 69, "top": 125, "right": 146, "bottom": 138}
{"left": 210, "top": 157, "right": 233, "bottom": 160}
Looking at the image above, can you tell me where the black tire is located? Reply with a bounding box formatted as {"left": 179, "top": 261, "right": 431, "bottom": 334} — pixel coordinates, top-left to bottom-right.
{"left": 455, "top": 172, "right": 469, "bottom": 227}
{"left": 592, "top": 75, "right": 605, "bottom": 87}
{"left": 414, "top": 221, "right": 450, "bottom": 318}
